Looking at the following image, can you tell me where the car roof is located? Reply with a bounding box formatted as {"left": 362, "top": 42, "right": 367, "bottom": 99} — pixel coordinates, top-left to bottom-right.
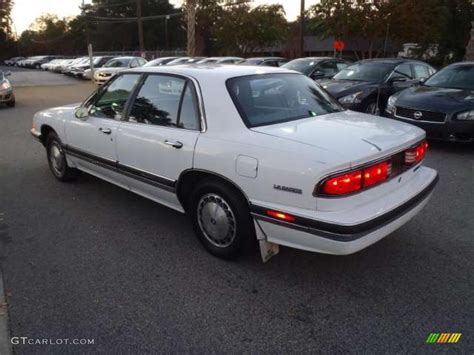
{"left": 357, "top": 58, "right": 427, "bottom": 65}
{"left": 449, "top": 61, "right": 474, "bottom": 66}
{"left": 245, "top": 57, "right": 285, "bottom": 60}
{"left": 128, "top": 64, "right": 295, "bottom": 80}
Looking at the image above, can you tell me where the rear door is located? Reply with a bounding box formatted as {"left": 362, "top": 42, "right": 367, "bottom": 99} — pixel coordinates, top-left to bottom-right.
{"left": 116, "top": 74, "right": 202, "bottom": 208}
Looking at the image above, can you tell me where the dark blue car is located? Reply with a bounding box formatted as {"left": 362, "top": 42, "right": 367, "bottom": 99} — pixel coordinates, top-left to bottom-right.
{"left": 386, "top": 62, "right": 474, "bottom": 143}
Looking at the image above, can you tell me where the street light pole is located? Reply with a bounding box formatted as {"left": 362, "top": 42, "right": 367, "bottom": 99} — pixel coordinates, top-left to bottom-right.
{"left": 136, "top": 0, "right": 145, "bottom": 56}
{"left": 299, "top": 0, "right": 305, "bottom": 57}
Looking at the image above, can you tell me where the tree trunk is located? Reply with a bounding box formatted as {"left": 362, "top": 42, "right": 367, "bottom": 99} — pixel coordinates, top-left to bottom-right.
{"left": 186, "top": 0, "right": 197, "bottom": 56}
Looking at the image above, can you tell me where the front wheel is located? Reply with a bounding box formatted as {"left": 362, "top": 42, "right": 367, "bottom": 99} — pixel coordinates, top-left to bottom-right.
{"left": 189, "top": 179, "right": 255, "bottom": 259}
{"left": 46, "top": 133, "right": 78, "bottom": 182}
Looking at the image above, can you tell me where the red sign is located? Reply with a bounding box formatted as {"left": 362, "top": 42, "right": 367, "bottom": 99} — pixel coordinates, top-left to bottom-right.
{"left": 333, "top": 40, "right": 345, "bottom": 51}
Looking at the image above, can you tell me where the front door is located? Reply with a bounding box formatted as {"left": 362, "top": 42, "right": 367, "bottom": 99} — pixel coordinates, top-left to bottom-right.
{"left": 116, "top": 74, "right": 201, "bottom": 210}
{"left": 65, "top": 73, "right": 142, "bottom": 177}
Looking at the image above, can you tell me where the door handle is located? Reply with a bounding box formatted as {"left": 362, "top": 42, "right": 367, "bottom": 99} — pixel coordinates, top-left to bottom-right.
{"left": 164, "top": 140, "right": 183, "bottom": 149}
{"left": 99, "top": 128, "right": 112, "bottom": 135}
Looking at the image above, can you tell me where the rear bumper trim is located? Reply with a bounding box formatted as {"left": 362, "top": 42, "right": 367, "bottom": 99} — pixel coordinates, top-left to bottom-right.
{"left": 251, "top": 172, "right": 439, "bottom": 242}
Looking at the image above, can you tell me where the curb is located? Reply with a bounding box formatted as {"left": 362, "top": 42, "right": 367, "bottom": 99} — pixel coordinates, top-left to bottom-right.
{"left": 0, "top": 267, "right": 12, "bottom": 355}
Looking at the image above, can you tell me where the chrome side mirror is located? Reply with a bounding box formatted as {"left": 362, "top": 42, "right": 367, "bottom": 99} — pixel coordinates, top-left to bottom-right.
{"left": 75, "top": 106, "right": 89, "bottom": 120}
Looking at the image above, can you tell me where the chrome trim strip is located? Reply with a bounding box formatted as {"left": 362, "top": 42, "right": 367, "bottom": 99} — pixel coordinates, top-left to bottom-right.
{"left": 394, "top": 107, "right": 447, "bottom": 124}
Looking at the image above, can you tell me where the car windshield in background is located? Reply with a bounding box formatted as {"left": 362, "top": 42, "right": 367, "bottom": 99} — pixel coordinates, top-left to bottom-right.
{"left": 104, "top": 59, "right": 131, "bottom": 68}
{"left": 424, "top": 65, "right": 474, "bottom": 90}
{"left": 242, "top": 59, "right": 263, "bottom": 65}
{"left": 282, "top": 59, "right": 320, "bottom": 75}
{"left": 227, "top": 73, "right": 343, "bottom": 128}
{"left": 333, "top": 62, "right": 394, "bottom": 82}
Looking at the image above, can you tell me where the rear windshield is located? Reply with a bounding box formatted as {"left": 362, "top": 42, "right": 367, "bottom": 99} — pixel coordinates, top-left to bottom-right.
{"left": 227, "top": 73, "right": 343, "bottom": 128}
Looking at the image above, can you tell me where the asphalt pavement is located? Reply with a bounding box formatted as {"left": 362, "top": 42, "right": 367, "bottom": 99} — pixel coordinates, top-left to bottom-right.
{"left": 0, "top": 67, "right": 472, "bottom": 353}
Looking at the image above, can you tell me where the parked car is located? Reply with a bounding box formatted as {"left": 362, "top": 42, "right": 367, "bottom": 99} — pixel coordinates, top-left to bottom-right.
{"left": 319, "top": 58, "right": 436, "bottom": 115}
{"left": 197, "top": 57, "right": 244, "bottom": 65}
{"left": 0, "top": 71, "right": 15, "bottom": 107}
{"left": 240, "top": 57, "right": 288, "bottom": 67}
{"left": 70, "top": 56, "right": 115, "bottom": 79}
{"left": 24, "top": 56, "right": 60, "bottom": 69}
{"left": 93, "top": 56, "right": 147, "bottom": 85}
{"left": 49, "top": 58, "right": 78, "bottom": 73}
{"left": 41, "top": 58, "right": 63, "bottom": 71}
{"left": 386, "top": 62, "right": 474, "bottom": 142}
{"left": 166, "top": 57, "right": 206, "bottom": 65}
{"left": 31, "top": 66, "right": 438, "bottom": 261}
{"left": 4, "top": 57, "right": 25, "bottom": 66}
{"left": 63, "top": 57, "right": 90, "bottom": 75}
{"left": 282, "top": 57, "right": 351, "bottom": 80}
{"left": 144, "top": 57, "right": 180, "bottom": 67}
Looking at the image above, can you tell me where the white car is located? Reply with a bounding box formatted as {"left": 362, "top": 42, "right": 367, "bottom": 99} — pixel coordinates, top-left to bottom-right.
{"left": 93, "top": 56, "right": 147, "bottom": 85}
{"left": 30, "top": 65, "right": 438, "bottom": 261}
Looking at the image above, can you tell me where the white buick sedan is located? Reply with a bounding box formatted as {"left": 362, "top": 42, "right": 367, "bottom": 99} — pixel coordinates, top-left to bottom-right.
{"left": 31, "top": 65, "right": 438, "bottom": 261}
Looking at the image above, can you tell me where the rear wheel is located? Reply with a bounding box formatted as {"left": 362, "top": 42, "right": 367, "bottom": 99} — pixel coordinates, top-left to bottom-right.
{"left": 190, "top": 179, "right": 254, "bottom": 259}
{"left": 46, "top": 133, "right": 78, "bottom": 181}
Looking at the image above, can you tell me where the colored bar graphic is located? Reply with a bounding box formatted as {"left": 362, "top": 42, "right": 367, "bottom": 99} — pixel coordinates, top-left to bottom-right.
{"left": 426, "top": 333, "right": 462, "bottom": 344}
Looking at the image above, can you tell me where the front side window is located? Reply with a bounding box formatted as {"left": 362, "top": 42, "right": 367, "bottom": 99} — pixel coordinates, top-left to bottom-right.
{"left": 89, "top": 74, "right": 141, "bottom": 119}
{"left": 128, "top": 75, "right": 200, "bottom": 130}
{"left": 227, "top": 73, "right": 343, "bottom": 128}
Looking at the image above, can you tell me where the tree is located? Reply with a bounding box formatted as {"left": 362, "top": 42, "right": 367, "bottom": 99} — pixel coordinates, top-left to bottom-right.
{"left": 212, "top": 4, "right": 288, "bottom": 55}
{"left": 0, "top": 0, "right": 16, "bottom": 58}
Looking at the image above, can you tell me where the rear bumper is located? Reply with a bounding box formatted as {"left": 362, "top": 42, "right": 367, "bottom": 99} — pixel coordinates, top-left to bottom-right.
{"left": 30, "top": 128, "right": 42, "bottom": 143}
{"left": 251, "top": 168, "right": 438, "bottom": 255}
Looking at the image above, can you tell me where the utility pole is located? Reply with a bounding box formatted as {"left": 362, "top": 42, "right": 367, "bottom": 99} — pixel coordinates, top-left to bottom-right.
{"left": 299, "top": 0, "right": 305, "bottom": 57}
{"left": 82, "top": 0, "right": 94, "bottom": 77}
{"left": 136, "top": 0, "right": 145, "bottom": 56}
{"left": 165, "top": 15, "right": 170, "bottom": 50}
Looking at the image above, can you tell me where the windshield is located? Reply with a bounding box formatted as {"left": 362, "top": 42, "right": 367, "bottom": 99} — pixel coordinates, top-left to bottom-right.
{"left": 227, "top": 73, "right": 343, "bottom": 128}
{"left": 282, "top": 59, "right": 320, "bottom": 75}
{"left": 333, "top": 62, "right": 394, "bottom": 82}
{"left": 424, "top": 65, "right": 474, "bottom": 90}
{"left": 242, "top": 59, "right": 263, "bottom": 65}
{"left": 104, "top": 59, "right": 131, "bottom": 68}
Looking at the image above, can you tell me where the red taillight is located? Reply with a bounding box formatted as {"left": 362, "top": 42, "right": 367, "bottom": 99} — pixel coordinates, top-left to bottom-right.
{"left": 321, "top": 170, "right": 363, "bottom": 195}
{"left": 266, "top": 210, "right": 296, "bottom": 222}
{"left": 405, "top": 141, "right": 428, "bottom": 166}
{"left": 320, "top": 161, "right": 389, "bottom": 196}
{"left": 363, "top": 161, "right": 389, "bottom": 188}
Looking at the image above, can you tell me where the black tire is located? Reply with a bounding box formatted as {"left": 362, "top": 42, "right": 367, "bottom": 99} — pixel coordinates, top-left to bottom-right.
{"left": 363, "top": 99, "right": 381, "bottom": 116}
{"left": 6, "top": 99, "right": 15, "bottom": 108}
{"left": 46, "top": 132, "right": 78, "bottom": 182}
{"left": 189, "top": 179, "right": 255, "bottom": 259}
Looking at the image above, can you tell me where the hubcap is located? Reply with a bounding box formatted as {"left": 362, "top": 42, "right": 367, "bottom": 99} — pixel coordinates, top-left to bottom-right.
{"left": 49, "top": 142, "right": 65, "bottom": 176}
{"left": 197, "top": 193, "right": 236, "bottom": 248}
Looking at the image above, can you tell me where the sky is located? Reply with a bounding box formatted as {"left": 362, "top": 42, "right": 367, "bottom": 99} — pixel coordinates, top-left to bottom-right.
{"left": 11, "top": 0, "right": 320, "bottom": 35}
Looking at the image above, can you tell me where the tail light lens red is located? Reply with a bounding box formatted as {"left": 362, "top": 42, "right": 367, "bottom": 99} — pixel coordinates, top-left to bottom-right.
{"left": 405, "top": 141, "right": 428, "bottom": 166}
{"left": 318, "top": 140, "right": 427, "bottom": 197}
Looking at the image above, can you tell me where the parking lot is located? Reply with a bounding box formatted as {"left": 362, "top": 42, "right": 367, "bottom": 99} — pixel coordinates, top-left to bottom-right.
{"left": 0, "top": 67, "right": 472, "bottom": 353}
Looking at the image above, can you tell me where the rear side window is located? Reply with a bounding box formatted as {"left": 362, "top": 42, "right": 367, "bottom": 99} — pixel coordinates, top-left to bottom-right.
{"left": 89, "top": 74, "right": 141, "bottom": 119}
{"left": 227, "top": 73, "right": 343, "bottom": 128}
{"left": 128, "top": 75, "right": 200, "bottom": 130}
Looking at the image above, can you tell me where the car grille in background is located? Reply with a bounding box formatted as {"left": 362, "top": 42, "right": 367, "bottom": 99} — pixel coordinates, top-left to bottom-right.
{"left": 395, "top": 106, "right": 446, "bottom": 123}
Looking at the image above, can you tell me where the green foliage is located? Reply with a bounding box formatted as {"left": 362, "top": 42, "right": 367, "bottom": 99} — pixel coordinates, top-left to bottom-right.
{"left": 211, "top": 4, "right": 289, "bottom": 55}
{"left": 310, "top": 0, "right": 473, "bottom": 63}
